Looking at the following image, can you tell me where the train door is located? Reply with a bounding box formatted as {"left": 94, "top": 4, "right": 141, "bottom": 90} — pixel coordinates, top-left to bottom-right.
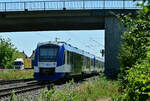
{"left": 64, "top": 50, "right": 71, "bottom": 73}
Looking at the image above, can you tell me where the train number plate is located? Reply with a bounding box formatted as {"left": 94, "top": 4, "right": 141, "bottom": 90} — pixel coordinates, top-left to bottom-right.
{"left": 38, "top": 62, "right": 57, "bottom": 68}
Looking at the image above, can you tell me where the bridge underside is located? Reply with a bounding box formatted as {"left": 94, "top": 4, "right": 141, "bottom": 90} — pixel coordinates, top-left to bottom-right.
{"left": 0, "top": 16, "right": 104, "bottom": 32}
{"left": 0, "top": 10, "right": 106, "bottom": 32}
{"left": 0, "top": 9, "right": 136, "bottom": 32}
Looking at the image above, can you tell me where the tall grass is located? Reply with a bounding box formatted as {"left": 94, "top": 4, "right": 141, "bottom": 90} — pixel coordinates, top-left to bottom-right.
{"left": 35, "top": 74, "right": 120, "bottom": 101}
{"left": 0, "top": 70, "right": 33, "bottom": 80}
{"left": 10, "top": 74, "right": 120, "bottom": 101}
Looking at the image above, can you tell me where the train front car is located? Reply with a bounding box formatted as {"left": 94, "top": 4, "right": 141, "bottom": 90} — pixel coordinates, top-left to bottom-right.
{"left": 34, "top": 42, "right": 65, "bottom": 81}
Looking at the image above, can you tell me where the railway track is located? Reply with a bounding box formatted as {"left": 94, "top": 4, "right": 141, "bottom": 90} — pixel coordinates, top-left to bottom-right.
{"left": 0, "top": 78, "right": 34, "bottom": 85}
{"left": 0, "top": 82, "right": 46, "bottom": 99}
{"left": 0, "top": 78, "right": 43, "bottom": 100}
{"left": 0, "top": 74, "right": 98, "bottom": 100}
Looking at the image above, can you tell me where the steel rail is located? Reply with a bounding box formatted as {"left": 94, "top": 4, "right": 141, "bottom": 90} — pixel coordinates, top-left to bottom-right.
{"left": 0, "top": 73, "right": 98, "bottom": 100}
{"left": 0, "top": 81, "right": 48, "bottom": 99}
{"left": 0, "top": 78, "right": 34, "bottom": 85}
{"left": 0, "top": 83, "right": 45, "bottom": 99}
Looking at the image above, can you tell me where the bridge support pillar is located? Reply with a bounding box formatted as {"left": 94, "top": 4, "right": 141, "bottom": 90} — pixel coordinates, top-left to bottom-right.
{"left": 104, "top": 16, "right": 125, "bottom": 78}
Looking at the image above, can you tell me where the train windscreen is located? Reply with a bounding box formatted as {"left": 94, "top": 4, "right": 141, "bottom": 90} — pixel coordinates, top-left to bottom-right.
{"left": 14, "top": 61, "right": 23, "bottom": 65}
{"left": 39, "top": 45, "right": 59, "bottom": 62}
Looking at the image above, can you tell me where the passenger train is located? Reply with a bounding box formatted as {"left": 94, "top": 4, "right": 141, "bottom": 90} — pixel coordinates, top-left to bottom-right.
{"left": 34, "top": 41, "right": 104, "bottom": 81}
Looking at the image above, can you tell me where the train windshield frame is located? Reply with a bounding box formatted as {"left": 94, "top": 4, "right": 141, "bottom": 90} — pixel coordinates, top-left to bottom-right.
{"left": 39, "top": 45, "right": 59, "bottom": 62}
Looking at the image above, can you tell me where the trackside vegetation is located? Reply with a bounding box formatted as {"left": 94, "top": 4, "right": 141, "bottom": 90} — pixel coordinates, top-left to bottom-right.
{"left": 0, "top": 37, "right": 23, "bottom": 69}
{"left": 0, "top": 70, "right": 34, "bottom": 80}
{"left": 10, "top": 74, "right": 120, "bottom": 101}
{"left": 117, "top": 0, "right": 150, "bottom": 100}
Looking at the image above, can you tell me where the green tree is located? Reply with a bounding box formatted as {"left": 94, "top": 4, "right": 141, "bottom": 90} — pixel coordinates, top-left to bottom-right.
{"left": 0, "top": 37, "right": 22, "bottom": 69}
{"left": 117, "top": 0, "right": 150, "bottom": 100}
{"left": 118, "top": 0, "right": 150, "bottom": 82}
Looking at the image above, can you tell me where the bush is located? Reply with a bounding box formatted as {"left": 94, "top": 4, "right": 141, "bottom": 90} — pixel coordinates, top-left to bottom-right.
{"left": 118, "top": 0, "right": 150, "bottom": 100}
{"left": 0, "top": 37, "right": 22, "bottom": 69}
{"left": 117, "top": 49, "right": 150, "bottom": 101}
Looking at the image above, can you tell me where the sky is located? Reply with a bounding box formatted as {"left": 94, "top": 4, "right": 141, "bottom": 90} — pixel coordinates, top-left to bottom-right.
{"left": 0, "top": 30, "right": 105, "bottom": 58}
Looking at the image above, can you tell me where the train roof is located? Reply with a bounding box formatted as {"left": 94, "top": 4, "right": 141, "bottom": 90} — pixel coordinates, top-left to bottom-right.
{"left": 38, "top": 41, "right": 59, "bottom": 46}
{"left": 14, "top": 58, "right": 24, "bottom": 62}
{"left": 63, "top": 43, "right": 95, "bottom": 58}
{"left": 38, "top": 41, "right": 102, "bottom": 59}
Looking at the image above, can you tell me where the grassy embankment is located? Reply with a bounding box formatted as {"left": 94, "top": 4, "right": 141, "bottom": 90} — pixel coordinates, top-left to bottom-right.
{"left": 33, "top": 74, "right": 120, "bottom": 101}
{"left": 0, "top": 70, "right": 34, "bottom": 80}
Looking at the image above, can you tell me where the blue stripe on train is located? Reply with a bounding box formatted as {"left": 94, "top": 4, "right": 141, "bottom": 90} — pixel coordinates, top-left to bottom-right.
{"left": 56, "top": 45, "right": 65, "bottom": 67}
{"left": 34, "top": 45, "right": 39, "bottom": 66}
{"left": 34, "top": 72, "right": 65, "bottom": 81}
{"left": 94, "top": 56, "right": 96, "bottom": 67}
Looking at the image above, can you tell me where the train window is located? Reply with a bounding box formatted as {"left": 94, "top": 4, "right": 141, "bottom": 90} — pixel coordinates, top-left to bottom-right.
{"left": 82, "top": 56, "right": 84, "bottom": 66}
{"left": 39, "top": 46, "right": 58, "bottom": 62}
{"left": 40, "top": 48, "right": 57, "bottom": 57}
{"left": 14, "top": 61, "right": 23, "bottom": 65}
{"left": 67, "top": 51, "right": 70, "bottom": 64}
{"left": 88, "top": 58, "right": 90, "bottom": 68}
{"left": 70, "top": 52, "right": 74, "bottom": 67}
{"left": 86, "top": 57, "right": 88, "bottom": 67}
{"left": 91, "top": 59, "right": 93, "bottom": 66}
{"left": 73, "top": 53, "right": 76, "bottom": 69}
{"left": 63, "top": 52, "right": 65, "bottom": 65}
{"left": 72, "top": 53, "right": 82, "bottom": 72}
{"left": 81, "top": 55, "right": 84, "bottom": 66}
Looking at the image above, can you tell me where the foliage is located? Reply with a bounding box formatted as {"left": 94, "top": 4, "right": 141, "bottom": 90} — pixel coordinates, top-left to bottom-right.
{"left": 122, "top": 59, "right": 150, "bottom": 101}
{"left": 118, "top": 9, "right": 150, "bottom": 74}
{"left": 35, "top": 74, "right": 120, "bottom": 101}
{"left": 10, "top": 90, "right": 16, "bottom": 101}
{"left": 0, "top": 37, "right": 22, "bottom": 69}
{"left": 9, "top": 74, "right": 120, "bottom": 101}
{"left": 41, "top": 89, "right": 55, "bottom": 101}
{"left": 117, "top": 46, "right": 150, "bottom": 101}
{"left": 0, "top": 70, "right": 33, "bottom": 80}
{"left": 118, "top": 0, "right": 150, "bottom": 100}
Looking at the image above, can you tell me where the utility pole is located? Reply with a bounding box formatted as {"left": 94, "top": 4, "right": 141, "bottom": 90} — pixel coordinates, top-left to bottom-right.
{"left": 100, "top": 49, "right": 105, "bottom": 57}
{"left": 55, "top": 37, "right": 60, "bottom": 42}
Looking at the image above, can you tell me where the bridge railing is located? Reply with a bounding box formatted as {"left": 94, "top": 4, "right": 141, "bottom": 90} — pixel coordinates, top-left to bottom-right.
{"left": 0, "top": 0, "right": 142, "bottom": 12}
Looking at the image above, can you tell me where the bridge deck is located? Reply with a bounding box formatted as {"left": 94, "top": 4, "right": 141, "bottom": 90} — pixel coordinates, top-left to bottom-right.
{"left": 0, "top": 9, "right": 137, "bottom": 32}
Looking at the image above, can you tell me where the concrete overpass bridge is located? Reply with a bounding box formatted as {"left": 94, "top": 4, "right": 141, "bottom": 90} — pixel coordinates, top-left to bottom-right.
{"left": 0, "top": 0, "right": 139, "bottom": 76}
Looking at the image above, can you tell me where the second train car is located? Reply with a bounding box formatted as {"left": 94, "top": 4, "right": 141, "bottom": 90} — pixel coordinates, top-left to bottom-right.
{"left": 34, "top": 41, "right": 104, "bottom": 81}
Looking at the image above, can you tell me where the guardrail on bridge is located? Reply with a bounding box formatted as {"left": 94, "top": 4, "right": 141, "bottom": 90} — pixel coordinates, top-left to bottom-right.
{"left": 0, "top": 0, "right": 142, "bottom": 12}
